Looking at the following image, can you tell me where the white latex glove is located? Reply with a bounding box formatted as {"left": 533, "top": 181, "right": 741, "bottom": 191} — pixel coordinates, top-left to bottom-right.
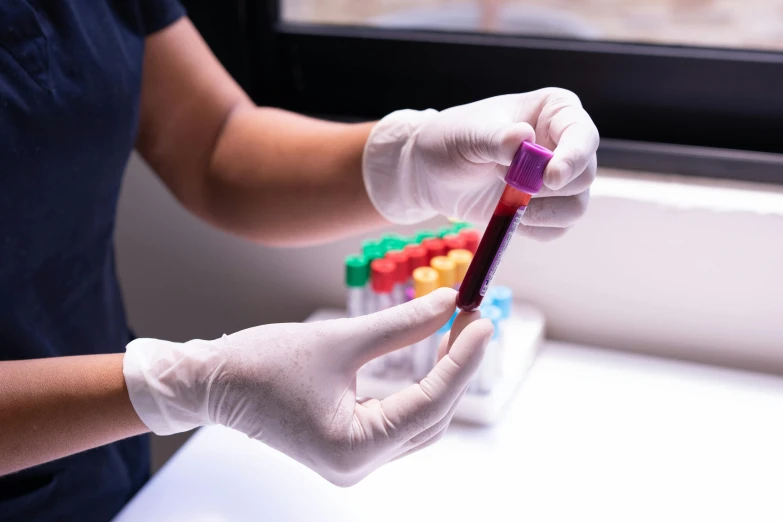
{"left": 123, "top": 288, "right": 492, "bottom": 486}
{"left": 363, "top": 89, "right": 600, "bottom": 240}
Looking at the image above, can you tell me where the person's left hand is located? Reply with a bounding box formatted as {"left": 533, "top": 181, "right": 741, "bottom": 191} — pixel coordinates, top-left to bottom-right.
{"left": 363, "top": 89, "right": 599, "bottom": 241}
{"left": 123, "top": 288, "right": 492, "bottom": 486}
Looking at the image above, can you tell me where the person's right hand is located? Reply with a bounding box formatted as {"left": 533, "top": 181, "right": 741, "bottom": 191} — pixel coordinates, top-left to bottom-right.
{"left": 123, "top": 288, "right": 492, "bottom": 486}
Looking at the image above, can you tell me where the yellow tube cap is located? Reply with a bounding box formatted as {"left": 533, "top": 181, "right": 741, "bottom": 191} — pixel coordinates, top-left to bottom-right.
{"left": 413, "top": 267, "right": 439, "bottom": 297}
{"left": 447, "top": 249, "right": 473, "bottom": 283}
{"left": 430, "top": 256, "right": 456, "bottom": 289}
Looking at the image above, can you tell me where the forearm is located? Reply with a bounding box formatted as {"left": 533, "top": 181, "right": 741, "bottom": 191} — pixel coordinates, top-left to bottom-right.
{"left": 137, "top": 20, "right": 390, "bottom": 246}
{"left": 0, "top": 354, "right": 148, "bottom": 476}
{"left": 202, "top": 107, "right": 386, "bottom": 246}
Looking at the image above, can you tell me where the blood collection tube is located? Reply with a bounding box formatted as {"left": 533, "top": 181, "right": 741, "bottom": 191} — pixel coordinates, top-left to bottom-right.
{"left": 411, "top": 267, "right": 440, "bottom": 379}
{"left": 402, "top": 244, "right": 428, "bottom": 301}
{"left": 385, "top": 250, "right": 409, "bottom": 305}
{"left": 421, "top": 238, "right": 447, "bottom": 262}
{"left": 459, "top": 229, "right": 480, "bottom": 254}
{"left": 443, "top": 233, "right": 467, "bottom": 253}
{"left": 362, "top": 244, "right": 385, "bottom": 312}
{"left": 369, "top": 258, "right": 397, "bottom": 376}
{"left": 345, "top": 254, "right": 369, "bottom": 317}
{"left": 370, "top": 258, "right": 396, "bottom": 313}
{"left": 456, "top": 141, "right": 553, "bottom": 312}
{"left": 448, "top": 249, "right": 473, "bottom": 289}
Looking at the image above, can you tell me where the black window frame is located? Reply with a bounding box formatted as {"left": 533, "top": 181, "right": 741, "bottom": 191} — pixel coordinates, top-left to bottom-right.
{"left": 199, "top": 0, "right": 783, "bottom": 185}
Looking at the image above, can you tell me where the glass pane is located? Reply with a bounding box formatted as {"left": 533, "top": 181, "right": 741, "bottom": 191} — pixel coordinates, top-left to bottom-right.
{"left": 282, "top": 0, "right": 783, "bottom": 52}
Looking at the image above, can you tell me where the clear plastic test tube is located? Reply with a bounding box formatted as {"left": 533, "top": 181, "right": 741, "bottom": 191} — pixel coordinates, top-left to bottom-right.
{"left": 369, "top": 258, "right": 396, "bottom": 376}
{"left": 486, "top": 285, "right": 513, "bottom": 378}
{"left": 345, "top": 254, "right": 368, "bottom": 317}
{"left": 410, "top": 266, "right": 439, "bottom": 379}
{"left": 429, "top": 256, "right": 457, "bottom": 372}
{"left": 457, "top": 142, "right": 553, "bottom": 312}
{"left": 385, "top": 249, "right": 409, "bottom": 305}
{"left": 471, "top": 304, "right": 503, "bottom": 394}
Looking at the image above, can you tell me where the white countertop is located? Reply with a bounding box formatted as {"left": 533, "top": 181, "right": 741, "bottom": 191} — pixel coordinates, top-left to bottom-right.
{"left": 114, "top": 329, "right": 783, "bottom": 521}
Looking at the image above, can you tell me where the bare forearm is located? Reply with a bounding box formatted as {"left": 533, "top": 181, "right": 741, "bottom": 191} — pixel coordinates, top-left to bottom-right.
{"left": 202, "top": 107, "right": 387, "bottom": 246}
{"left": 0, "top": 354, "right": 148, "bottom": 476}
{"left": 137, "top": 20, "right": 389, "bottom": 246}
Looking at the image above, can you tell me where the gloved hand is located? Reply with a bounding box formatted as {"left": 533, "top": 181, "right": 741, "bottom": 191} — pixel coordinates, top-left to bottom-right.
{"left": 123, "top": 288, "right": 492, "bottom": 486}
{"left": 363, "top": 89, "right": 600, "bottom": 240}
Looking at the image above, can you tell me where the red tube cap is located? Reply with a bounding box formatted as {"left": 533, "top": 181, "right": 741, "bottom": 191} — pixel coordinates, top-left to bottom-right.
{"left": 404, "top": 244, "right": 429, "bottom": 272}
{"left": 459, "top": 229, "right": 480, "bottom": 254}
{"left": 371, "top": 259, "right": 396, "bottom": 294}
{"left": 443, "top": 233, "right": 467, "bottom": 252}
{"left": 421, "top": 238, "right": 446, "bottom": 261}
{"left": 385, "top": 250, "right": 409, "bottom": 284}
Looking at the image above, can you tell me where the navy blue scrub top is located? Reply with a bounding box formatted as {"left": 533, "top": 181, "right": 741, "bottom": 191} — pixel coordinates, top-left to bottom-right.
{"left": 0, "top": 1, "right": 185, "bottom": 520}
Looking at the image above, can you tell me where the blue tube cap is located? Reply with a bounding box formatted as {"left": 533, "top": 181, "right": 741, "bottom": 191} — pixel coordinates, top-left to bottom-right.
{"left": 480, "top": 305, "right": 503, "bottom": 339}
{"left": 486, "top": 286, "right": 513, "bottom": 319}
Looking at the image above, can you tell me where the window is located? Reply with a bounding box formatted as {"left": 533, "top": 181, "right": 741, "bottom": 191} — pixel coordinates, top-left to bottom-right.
{"left": 186, "top": 1, "right": 783, "bottom": 184}
{"left": 283, "top": 0, "right": 783, "bottom": 52}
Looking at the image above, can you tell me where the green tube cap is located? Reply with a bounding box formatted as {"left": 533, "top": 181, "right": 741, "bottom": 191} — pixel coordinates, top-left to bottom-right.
{"left": 380, "top": 234, "right": 406, "bottom": 253}
{"left": 437, "top": 226, "right": 456, "bottom": 238}
{"left": 414, "top": 230, "right": 436, "bottom": 243}
{"left": 363, "top": 245, "right": 385, "bottom": 262}
{"left": 345, "top": 254, "right": 369, "bottom": 287}
{"left": 361, "top": 240, "right": 381, "bottom": 258}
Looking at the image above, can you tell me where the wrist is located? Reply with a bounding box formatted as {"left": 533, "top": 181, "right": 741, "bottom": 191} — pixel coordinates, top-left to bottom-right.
{"left": 362, "top": 108, "right": 439, "bottom": 224}
{"left": 123, "top": 338, "right": 222, "bottom": 435}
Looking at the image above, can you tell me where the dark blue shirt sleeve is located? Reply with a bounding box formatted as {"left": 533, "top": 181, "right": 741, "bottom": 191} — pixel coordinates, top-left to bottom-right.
{"left": 139, "top": 0, "right": 186, "bottom": 35}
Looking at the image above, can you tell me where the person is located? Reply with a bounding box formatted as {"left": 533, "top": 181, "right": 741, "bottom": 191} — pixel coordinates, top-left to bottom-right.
{"left": 0, "top": 2, "right": 598, "bottom": 520}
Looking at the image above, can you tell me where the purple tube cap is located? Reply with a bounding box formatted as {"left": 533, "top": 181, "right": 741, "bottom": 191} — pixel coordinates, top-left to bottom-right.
{"left": 504, "top": 141, "right": 554, "bottom": 195}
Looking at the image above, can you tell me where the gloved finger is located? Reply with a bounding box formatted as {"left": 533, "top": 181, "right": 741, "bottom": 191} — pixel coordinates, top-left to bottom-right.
{"left": 347, "top": 287, "right": 456, "bottom": 369}
{"left": 543, "top": 107, "right": 600, "bottom": 190}
{"left": 462, "top": 121, "right": 536, "bottom": 166}
{"left": 520, "top": 189, "right": 590, "bottom": 228}
{"left": 378, "top": 314, "right": 492, "bottom": 447}
{"left": 404, "top": 385, "right": 467, "bottom": 447}
{"left": 392, "top": 426, "right": 448, "bottom": 462}
{"left": 436, "top": 326, "right": 451, "bottom": 362}
{"left": 439, "top": 308, "right": 485, "bottom": 363}
{"left": 391, "top": 386, "right": 467, "bottom": 462}
{"left": 535, "top": 154, "right": 597, "bottom": 198}
{"left": 516, "top": 224, "right": 572, "bottom": 242}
